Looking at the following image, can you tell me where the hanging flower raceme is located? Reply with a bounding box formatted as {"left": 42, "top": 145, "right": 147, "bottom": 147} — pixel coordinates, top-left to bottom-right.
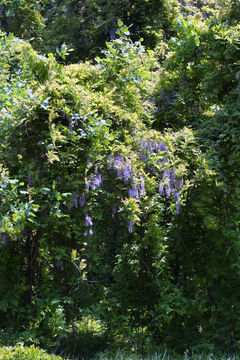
{"left": 79, "top": 194, "right": 85, "bottom": 207}
{"left": 84, "top": 214, "right": 93, "bottom": 237}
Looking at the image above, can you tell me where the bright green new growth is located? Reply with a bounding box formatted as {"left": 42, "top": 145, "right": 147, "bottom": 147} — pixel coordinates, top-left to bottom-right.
{"left": 0, "top": 345, "right": 64, "bottom": 360}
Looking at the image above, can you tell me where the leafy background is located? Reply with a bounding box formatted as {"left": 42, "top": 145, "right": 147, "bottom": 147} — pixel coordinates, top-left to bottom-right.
{"left": 0, "top": 0, "right": 240, "bottom": 358}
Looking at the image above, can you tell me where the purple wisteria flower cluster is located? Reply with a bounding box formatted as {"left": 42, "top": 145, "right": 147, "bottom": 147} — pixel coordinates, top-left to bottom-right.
{"left": 128, "top": 176, "right": 146, "bottom": 199}
{"left": 85, "top": 166, "right": 103, "bottom": 191}
{"left": 68, "top": 192, "right": 86, "bottom": 211}
{"left": 84, "top": 214, "right": 93, "bottom": 237}
{"left": 79, "top": 194, "right": 85, "bottom": 207}
{"left": 136, "top": 135, "right": 184, "bottom": 215}
{"left": 141, "top": 139, "right": 166, "bottom": 154}
{"left": 68, "top": 165, "right": 104, "bottom": 236}
{"left": 108, "top": 154, "right": 147, "bottom": 201}
{"left": 138, "top": 138, "right": 167, "bottom": 165}
{"left": 107, "top": 153, "right": 149, "bottom": 233}
{"left": 108, "top": 154, "right": 132, "bottom": 184}
{"left": 133, "top": 132, "right": 168, "bottom": 165}
{"left": 159, "top": 169, "right": 183, "bottom": 214}
{"left": 127, "top": 220, "right": 134, "bottom": 234}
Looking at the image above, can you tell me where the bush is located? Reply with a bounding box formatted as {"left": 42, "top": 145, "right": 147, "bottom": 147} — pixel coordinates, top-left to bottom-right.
{"left": 0, "top": 345, "right": 66, "bottom": 360}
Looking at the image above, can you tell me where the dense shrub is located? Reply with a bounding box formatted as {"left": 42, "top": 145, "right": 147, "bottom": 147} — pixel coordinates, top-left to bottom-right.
{"left": 0, "top": 345, "right": 65, "bottom": 360}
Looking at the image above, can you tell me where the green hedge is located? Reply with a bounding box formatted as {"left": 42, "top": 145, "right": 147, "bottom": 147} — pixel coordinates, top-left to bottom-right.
{"left": 0, "top": 345, "right": 66, "bottom": 360}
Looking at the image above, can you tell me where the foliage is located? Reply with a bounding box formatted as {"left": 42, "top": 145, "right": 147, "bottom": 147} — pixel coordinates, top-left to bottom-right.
{"left": 152, "top": 3, "right": 240, "bottom": 352}
{"left": 39, "top": 0, "right": 177, "bottom": 61}
{"left": 0, "top": 0, "right": 45, "bottom": 45}
{"left": 1, "top": 0, "right": 240, "bottom": 358}
{"left": 0, "top": 345, "right": 65, "bottom": 360}
{"left": 0, "top": 0, "right": 178, "bottom": 62}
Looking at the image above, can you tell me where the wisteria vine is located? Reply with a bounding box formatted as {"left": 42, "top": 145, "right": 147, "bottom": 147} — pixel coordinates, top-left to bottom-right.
{"left": 68, "top": 134, "right": 184, "bottom": 236}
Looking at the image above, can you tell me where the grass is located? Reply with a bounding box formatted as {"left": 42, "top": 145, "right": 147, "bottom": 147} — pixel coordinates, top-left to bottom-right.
{"left": 93, "top": 351, "right": 240, "bottom": 360}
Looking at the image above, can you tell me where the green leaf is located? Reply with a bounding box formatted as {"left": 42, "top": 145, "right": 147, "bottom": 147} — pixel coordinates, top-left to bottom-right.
{"left": 40, "top": 187, "right": 51, "bottom": 194}
{"left": 117, "top": 19, "right": 123, "bottom": 28}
